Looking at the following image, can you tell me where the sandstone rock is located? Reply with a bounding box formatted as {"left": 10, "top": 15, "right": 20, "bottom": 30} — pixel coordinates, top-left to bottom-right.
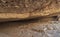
{"left": 0, "top": 0, "right": 60, "bottom": 21}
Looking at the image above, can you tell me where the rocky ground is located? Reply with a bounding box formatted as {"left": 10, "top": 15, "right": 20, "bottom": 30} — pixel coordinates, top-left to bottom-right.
{"left": 0, "top": 17, "right": 60, "bottom": 37}
{"left": 0, "top": 0, "right": 60, "bottom": 37}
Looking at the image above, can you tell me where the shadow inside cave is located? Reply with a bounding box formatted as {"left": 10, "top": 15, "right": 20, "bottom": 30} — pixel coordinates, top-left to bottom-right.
{"left": 0, "top": 16, "right": 58, "bottom": 29}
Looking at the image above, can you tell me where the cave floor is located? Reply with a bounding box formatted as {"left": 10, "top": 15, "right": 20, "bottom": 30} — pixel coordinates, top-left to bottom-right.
{"left": 0, "top": 17, "right": 60, "bottom": 37}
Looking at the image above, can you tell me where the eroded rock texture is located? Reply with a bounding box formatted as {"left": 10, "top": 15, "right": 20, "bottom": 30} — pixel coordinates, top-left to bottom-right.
{"left": 0, "top": 0, "right": 59, "bottom": 13}
{"left": 0, "top": 0, "right": 60, "bottom": 37}
{"left": 0, "top": 0, "right": 60, "bottom": 21}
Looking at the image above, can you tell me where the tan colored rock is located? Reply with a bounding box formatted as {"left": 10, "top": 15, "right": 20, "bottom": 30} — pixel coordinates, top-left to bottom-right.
{"left": 0, "top": 0, "right": 60, "bottom": 21}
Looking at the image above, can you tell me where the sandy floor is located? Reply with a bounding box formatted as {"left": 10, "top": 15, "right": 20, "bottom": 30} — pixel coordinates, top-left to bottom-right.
{"left": 0, "top": 17, "right": 60, "bottom": 37}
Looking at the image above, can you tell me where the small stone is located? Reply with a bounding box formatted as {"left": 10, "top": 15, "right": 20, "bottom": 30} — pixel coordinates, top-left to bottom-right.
{"left": 25, "top": 5, "right": 29, "bottom": 7}
{"left": 57, "top": 15, "right": 60, "bottom": 21}
{"left": 1, "top": 0, "right": 6, "bottom": 3}
{"left": 14, "top": 5, "right": 19, "bottom": 8}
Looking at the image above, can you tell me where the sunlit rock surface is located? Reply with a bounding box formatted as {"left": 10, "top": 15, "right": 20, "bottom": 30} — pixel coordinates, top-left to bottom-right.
{"left": 0, "top": 0, "right": 60, "bottom": 20}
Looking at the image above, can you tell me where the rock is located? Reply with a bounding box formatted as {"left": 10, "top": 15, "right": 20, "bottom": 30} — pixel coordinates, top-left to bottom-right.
{"left": 0, "top": 0, "right": 60, "bottom": 21}
{"left": 0, "top": 18, "right": 60, "bottom": 37}
{"left": 0, "top": 33, "right": 10, "bottom": 37}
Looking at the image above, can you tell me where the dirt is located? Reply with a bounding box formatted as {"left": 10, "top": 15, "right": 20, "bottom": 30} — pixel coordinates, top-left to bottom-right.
{"left": 0, "top": 17, "right": 60, "bottom": 37}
